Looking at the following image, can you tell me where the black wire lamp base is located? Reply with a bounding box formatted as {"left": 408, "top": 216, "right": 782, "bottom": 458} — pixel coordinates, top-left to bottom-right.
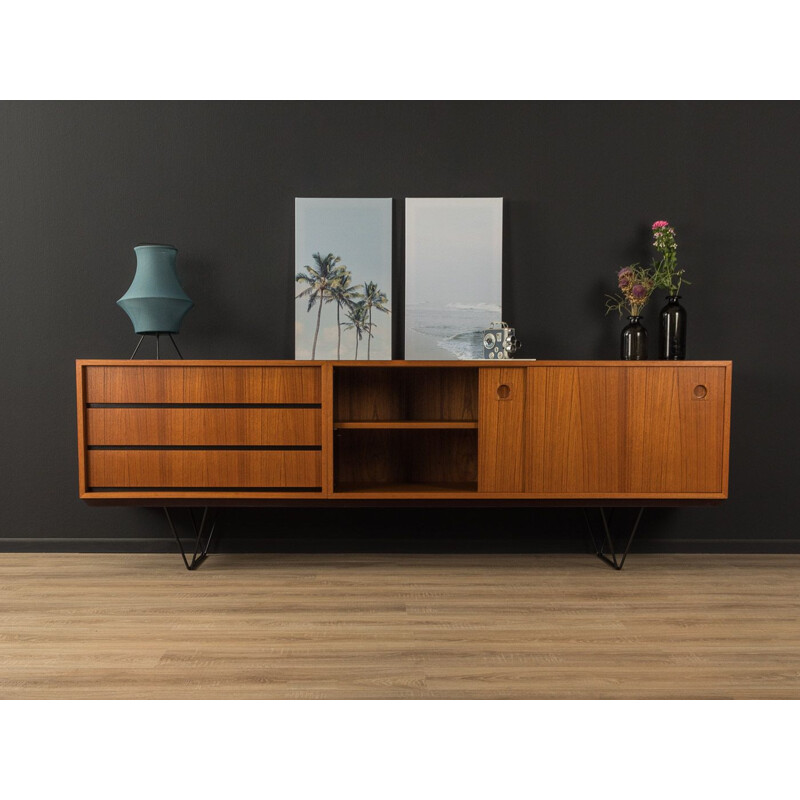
{"left": 130, "top": 333, "right": 184, "bottom": 359}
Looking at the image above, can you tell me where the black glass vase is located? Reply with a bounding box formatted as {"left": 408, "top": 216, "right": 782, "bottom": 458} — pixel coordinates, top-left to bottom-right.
{"left": 621, "top": 316, "right": 647, "bottom": 360}
{"left": 658, "top": 295, "right": 687, "bottom": 360}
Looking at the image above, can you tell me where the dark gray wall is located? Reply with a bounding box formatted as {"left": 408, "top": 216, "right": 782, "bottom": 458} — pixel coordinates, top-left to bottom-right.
{"left": 1, "top": 101, "right": 798, "bottom": 553}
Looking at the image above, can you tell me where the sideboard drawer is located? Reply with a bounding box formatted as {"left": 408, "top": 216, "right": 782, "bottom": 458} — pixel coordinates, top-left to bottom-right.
{"left": 84, "top": 365, "right": 321, "bottom": 404}
{"left": 87, "top": 450, "right": 322, "bottom": 489}
{"left": 85, "top": 407, "right": 321, "bottom": 446}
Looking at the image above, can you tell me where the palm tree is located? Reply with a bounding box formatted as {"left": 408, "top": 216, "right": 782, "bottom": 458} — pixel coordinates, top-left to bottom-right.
{"left": 328, "top": 268, "right": 360, "bottom": 360}
{"left": 342, "top": 301, "right": 369, "bottom": 360}
{"left": 295, "top": 253, "right": 341, "bottom": 359}
{"left": 361, "top": 281, "right": 390, "bottom": 360}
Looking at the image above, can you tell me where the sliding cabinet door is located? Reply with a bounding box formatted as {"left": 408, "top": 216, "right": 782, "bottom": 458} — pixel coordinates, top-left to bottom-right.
{"left": 478, "top": 368, "right": 527, "bottom": 493}
{"left": 526, "top": 365, "right": 729, "bottom": 497}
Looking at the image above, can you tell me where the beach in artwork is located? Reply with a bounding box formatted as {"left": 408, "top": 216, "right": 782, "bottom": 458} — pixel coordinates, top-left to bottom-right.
{"left": 405, "top": 198, "right": 503, "bottom": 361}
{"left": 405, "top": 303, "right": 501, "bottom": 360}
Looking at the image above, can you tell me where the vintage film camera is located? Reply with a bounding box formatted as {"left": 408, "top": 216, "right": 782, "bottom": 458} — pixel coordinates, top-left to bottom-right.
{"left": 482, "top": 321, "right": 521, "bottom": 359}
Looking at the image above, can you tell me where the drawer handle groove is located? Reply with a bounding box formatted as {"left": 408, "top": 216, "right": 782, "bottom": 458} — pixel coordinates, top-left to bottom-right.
{"left": 87, "top": 445, "right": 322, "bottom": 451}
{"left": 87, "top": 402, "right": 321, "bottom": 409}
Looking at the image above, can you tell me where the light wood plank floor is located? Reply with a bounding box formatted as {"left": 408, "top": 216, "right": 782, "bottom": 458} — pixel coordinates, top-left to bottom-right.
{"left": 1, "top": 553, "right": 798, "bottom": 699}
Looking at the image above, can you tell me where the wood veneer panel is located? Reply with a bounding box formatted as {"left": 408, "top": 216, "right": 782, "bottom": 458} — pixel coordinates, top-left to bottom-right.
{"left": 84, "top": 366, "right": 320, "bottom": 404}
{"left": 721, "top": 363, "right": 732, "bottom": 496}
{"left": 321, "top": 363, "right": 334, "bottom": 497}
{"left": 405, "top": 368, "right": 478, "bottom": 421}
{"left": 87, "top": 450, "right": 321, "bottom": 488}
{"left": 624, "top": 366, "right": 726, "bottom": 493}
{"left": 479, "top": 368, "right": 527, "bottom": 493}
{"left": 334, "top": 429, "right": 477, "bottom": 487}
{"left": 85, "top": 408, "right": 321, "bottom": 446}
{"left": 527, "top": 366, "right": 625, "bottom": 495}
{"left": 76, "top": 363, "right": 88, "bottom": 495}
{"left": 527, "top": 365, "right": 728, "bottom": 496}
{"left": 334, "top": 367, "right": 478, "bottom": 422}
{"left": 335, "top": 368, "right": 402, "bottom": 420}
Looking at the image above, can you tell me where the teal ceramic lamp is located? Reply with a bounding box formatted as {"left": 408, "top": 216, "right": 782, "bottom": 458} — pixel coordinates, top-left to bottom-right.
{"left": 117, "top": 244, "right": 193, "bottom": 358}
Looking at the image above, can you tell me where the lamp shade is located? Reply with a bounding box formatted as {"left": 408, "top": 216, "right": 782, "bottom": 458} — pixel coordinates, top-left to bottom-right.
{"left": 117, "top": 245, "right": 193, "bottom": 334}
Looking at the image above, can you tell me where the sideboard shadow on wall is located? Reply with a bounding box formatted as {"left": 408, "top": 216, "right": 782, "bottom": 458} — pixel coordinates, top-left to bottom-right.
{"left": 75, "top": 359, "right": 732, "bottom": 571}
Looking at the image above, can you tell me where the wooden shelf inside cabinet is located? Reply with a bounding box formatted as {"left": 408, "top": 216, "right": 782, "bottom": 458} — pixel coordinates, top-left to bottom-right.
{"left": 334, "top": 481, "right": 479, "bottom": 495}
{"left": 333, "top": 420, "right": 478, "bottom": 430}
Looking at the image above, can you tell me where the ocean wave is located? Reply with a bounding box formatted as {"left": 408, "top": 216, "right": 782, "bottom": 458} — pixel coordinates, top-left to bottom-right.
{"left": 437, "top": 329, "right": 484, "bottom": 360}
{"left": 406, "top": 305, "right": 497, "bottom": 359}
{"left": 444, "top": 302, "right": 501, "bottom": 312}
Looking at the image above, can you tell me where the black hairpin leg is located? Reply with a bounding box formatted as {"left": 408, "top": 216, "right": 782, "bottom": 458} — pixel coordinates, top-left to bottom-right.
{"left": 583, "top": 507, "right": 644, "bottom": 571}
{"left": 163, "top": 507, "right": 219, "bottom": 570}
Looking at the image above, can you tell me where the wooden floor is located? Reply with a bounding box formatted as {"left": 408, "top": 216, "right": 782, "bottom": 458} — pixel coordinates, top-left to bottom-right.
{"left": 1, "top": 553, "right": 798, "bottom": 699}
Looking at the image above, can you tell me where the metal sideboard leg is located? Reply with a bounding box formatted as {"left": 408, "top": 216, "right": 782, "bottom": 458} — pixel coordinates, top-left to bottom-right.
{"left": 163, "top": 507, "right": 219, "bottom": 570}
{"left": 583, "top": 507, "right": 645, "bottom": 571}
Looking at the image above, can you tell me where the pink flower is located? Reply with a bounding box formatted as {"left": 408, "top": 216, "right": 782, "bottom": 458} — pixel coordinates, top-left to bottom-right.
{"left": 652, "top": 220, "right": 669, "bottom": 229}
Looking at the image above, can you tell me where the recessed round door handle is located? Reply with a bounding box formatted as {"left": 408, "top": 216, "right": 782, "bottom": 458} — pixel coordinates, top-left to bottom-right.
{"left": 497, "top": 384, "right": 511, "bottom": 400}
{"left": 693, "top": 384, "right": 708, "bottom": 399}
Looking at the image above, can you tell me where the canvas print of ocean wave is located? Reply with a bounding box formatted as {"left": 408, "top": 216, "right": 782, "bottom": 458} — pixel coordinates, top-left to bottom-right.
{"left": 405, "top": 198, "right": 503, "bottom": 360}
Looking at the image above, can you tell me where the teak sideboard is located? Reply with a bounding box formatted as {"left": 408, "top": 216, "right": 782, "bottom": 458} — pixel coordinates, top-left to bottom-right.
{"left": 75, "top": 360, "right": 732, "bottom": 569}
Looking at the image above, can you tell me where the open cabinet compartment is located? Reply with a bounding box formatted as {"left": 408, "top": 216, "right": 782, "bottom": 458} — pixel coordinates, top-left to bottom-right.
{"left": 333, "top": 428, "right": 478, "bottom": 493}
{"left": 334, "top": 367, "right": 478, "bottom": 423}
{"left": 332, "top": 366, "right": 480, "bottom": 494}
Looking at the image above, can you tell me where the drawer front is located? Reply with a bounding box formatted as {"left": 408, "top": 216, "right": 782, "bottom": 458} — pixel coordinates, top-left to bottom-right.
{"left": 84, "top": 366, "right": 320, "bottom": 404}
{"left": 85, "top": 407, "right": 321, "bottom": 446}
{"left": 87, "top": 450, "right": 321, "bottom": 489}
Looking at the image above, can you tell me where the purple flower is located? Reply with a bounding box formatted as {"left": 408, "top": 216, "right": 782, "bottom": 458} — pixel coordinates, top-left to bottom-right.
{"left": 617, "top": 267, "right": 633, "bottom": 289}
{"left": 631, "top": 283, "right": 648, "bottom": 300}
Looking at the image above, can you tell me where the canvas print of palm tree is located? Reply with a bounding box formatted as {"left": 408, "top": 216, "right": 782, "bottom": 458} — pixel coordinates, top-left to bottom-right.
{"left": 295, "top": 198, "right": 392, "bottom": 360}
{"left": 405, "top": 198, "right": 503, "bottom": 360}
